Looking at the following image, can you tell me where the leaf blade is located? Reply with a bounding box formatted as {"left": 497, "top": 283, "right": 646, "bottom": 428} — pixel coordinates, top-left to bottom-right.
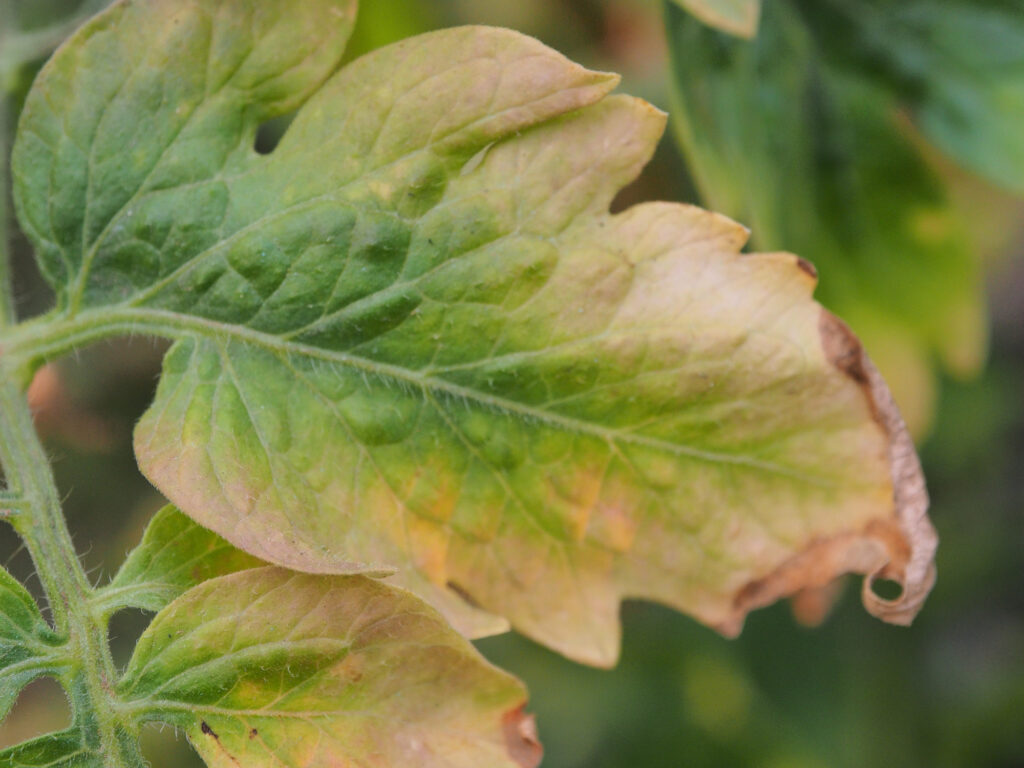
{"left": 99, "top": 505, "right": 264, "bottom": 614}
{"left": 118, "top": 568, "right": 540, "bottom": 768}
{"left": 0, "top": 565, "right": 63, "bottom": 719}
{"left": 14, "top": 0, "right": 938, "bottom": 665}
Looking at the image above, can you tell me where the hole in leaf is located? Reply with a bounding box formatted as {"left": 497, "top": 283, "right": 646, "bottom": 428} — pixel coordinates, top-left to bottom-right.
{"left": 107, "top": 608, "right": 156, "bottom": 673}
{"left": 0, "top": 677, "right": 70, "bottom": 747}
{"left": 254, "top": 113, "right": 296, "bottom": 155}
{"left": 869, "top": 577, "right": 904, "bottom": 601}
{"left": 141, "top": 724, "right": 206, "bottom": 768}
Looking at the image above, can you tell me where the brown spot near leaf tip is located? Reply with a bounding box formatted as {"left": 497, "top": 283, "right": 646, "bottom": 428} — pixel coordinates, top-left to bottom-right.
{"left": 503, "top": 705, "right": 542, "bottom": 768}
{"left": 200, "top": 721, "right": 218, "bottom": 739}
{"left": 795, "top": 257, "right": 818, "bottom": 280}
{"left": 732, "top": 309, "right": 941, "bottom": 631}
{"left": 819, "top": 310, "right": 869, "bottom": 386}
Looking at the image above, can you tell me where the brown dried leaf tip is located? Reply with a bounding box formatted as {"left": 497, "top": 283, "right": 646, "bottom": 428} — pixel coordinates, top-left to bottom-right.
{"left": 820, "top": 310, "right": 938, "bottom": 624}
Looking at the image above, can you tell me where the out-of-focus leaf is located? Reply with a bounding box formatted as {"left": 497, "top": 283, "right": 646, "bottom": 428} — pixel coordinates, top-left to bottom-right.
{"left": 665, "top": 0, "right": 987, "bottom": 438}
{"left": 669, "top": 0, "right": 761, "bottom": 38}
{"left": 794, "top": 0, "right": 1024, "bottom": 197}
{"left": 98, "top": 506, "right": 264, "bottom": 614}
{"left": 343, "top": 0, "right": 439, "bottom": 62}
{"left": 118, "top": 568, "right": 541, "bottom": 768}
{"left": 0, "top": 729, "right": 102, "bottom": 768}
{"left": 0, "top": 565, "right": 62, "bottom": 719}
{"left": 14, "top": 0, "right": 937, "bottom": 667}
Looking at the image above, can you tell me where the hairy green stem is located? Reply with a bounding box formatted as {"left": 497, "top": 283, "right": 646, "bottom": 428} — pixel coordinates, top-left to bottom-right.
{"left": 0, "top": 377, "right": 143, "bottom": 763}
{"left": 0, "top": 93, "right": 14, "bottom": 330}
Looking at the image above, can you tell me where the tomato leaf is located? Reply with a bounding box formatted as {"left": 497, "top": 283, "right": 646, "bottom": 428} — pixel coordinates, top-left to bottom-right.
{"left": 98, "top": 506, "right": 264, "bottom": 614}
{"left": 13, "top": 0, "right": 937, "bottom": 666}
{"left": 118, "top": 569, "right": 540, "bottom": 768}
{"left": 0, "top": 729, "right": 103, "bottom": 768}
{"left": 665, "top": 0, "right": 988, "bottom": 438}
{"left": 0, "top": 565, "right": 63, "bottom": 719}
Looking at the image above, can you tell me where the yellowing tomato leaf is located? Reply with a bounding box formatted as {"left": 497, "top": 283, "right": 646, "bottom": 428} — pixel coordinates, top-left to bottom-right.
{"left": 13, "top": 0, "right": 937, "bottom": 666}
{"left": 118, "top": 568, "right": 540, "bottom": 768}
{"left": 665, "top": 0, "right": 987, "bottom": 439}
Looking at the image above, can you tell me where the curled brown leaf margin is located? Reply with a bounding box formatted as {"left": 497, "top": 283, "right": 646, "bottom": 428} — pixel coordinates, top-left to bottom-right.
{"left": 720, "top": 303, "right": 937, "bottom": 635}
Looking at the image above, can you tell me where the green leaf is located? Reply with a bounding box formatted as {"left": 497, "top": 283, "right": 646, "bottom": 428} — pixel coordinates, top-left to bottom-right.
{"left": 98, "top": 505, "right": 264, "bottom": 614}
{"left": 793, "top": 0, "right": 1024, "bottom": 198}
{"left": 665, "top": 0, "right": 987, "bottom": 438}
{"left": 118, "top": 568, "right": 541, "bottom": 768}
{"left": 13, "top": 0, "right": 937, "bottom": 666}
{"left": 0, "top": 565, "right": 63, "bottom": 719}
{"left": 0, "top": 729, "right": 102, "bottom": 768}
{"left": 669, "top": 0, "right": 761, "bottom": 38}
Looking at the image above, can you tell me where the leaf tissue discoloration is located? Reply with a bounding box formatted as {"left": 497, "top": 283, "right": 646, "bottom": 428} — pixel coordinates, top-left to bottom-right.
{"left": 14, "top": 0, "right": 939, "bottom": 668}
{"left": 820, "top": 310, "right": 871, "bottom": 387}
{"left": 119, "top": 569, "right": 534, "bottom": 768}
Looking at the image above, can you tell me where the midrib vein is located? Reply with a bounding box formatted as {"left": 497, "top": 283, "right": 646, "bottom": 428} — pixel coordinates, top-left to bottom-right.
{"left": 26, "top": 305, "right": 826, "bottom": 484}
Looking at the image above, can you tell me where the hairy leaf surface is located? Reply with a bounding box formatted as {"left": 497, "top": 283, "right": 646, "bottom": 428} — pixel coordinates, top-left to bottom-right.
{"left": 0, "top": 729, "right": 103, "bottom": 768}
{"left": 13, "top": 0, "right": 936, "bottom": 665}
{"left": 665, "top": 0, "right": 989, "bottom": 437}
{"left": 99, "top": 505, "right": 264, "bottom": 614}
{"left": 0, "top": 565, "right": 62, "bottom": 719}
{"left": 118, "top": 568, "right": 541, "bottom": 768}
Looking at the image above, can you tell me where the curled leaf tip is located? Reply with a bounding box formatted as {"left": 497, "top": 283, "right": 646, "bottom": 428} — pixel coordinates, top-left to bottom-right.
{"left": 503, "top": 706, "right": 543, "bottom": 768}
{"left": 821, "top": 310, "right": 937, "bottom": 625}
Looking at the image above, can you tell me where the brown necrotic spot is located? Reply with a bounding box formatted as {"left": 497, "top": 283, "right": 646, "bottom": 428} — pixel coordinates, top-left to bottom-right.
{"left": 795, "top": 257, "right": 818, "bottom": 279}
{"left": 819, "top": 309, "right": 869, "bottom": 386}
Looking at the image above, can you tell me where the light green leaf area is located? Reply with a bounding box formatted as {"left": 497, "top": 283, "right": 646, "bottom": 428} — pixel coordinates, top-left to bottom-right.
{"left": 97, "top": 505, "right": 264, "bottom": 614}
{"left": 669, "top": 0, "right": 761, "bottom": 38}
{"left": 13, "top": 0, "right": 936, "bottom": 666}
{"left": 0, "top": 729, "right": 102, "bottom": 768}
{"left": 118, "top": 568, "right": 540, "bottom": 768}
{"left": 665, "top": 0, "right": 987, "bottom": 438}
{"left": 0, "top": 565, "right": 62, "bottom": 720}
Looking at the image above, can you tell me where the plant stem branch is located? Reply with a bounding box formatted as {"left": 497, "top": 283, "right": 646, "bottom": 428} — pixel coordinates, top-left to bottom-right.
{"left": 0, "top": 93, "right": 15, "bottom": 329}
{"left": 0, "top": 376, "right": 144, "bottom": 766}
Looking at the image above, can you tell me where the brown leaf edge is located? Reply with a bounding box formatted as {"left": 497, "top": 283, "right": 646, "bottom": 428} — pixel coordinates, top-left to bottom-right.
{"left": 717, "top": 301, "right": 938, "bottom": 635}
{"left": 504, "top": 706, "right": 543, "bottom": 768}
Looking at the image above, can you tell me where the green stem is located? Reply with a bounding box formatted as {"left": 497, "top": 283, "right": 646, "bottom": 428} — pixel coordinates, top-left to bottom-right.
{"left": 0, "top": 91, "right": 14, "bottom": 329}
{"left": 0, "top": 376, "right": 144, "bottom": 765}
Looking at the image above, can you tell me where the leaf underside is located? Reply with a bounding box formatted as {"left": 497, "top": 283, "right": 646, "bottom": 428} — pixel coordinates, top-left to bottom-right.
{"left": 13, "top": 0, "right": 937, "bottom": 666}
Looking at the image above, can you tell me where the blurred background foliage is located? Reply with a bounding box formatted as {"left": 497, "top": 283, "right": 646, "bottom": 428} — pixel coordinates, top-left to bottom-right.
{"left": 0, "top": 0, "right": 1022, "bottom": 766}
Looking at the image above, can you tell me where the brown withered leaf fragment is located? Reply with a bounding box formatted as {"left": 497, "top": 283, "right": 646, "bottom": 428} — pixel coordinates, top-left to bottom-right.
{"left": 725, "top": 310, "right": 937, "bottom": 634}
